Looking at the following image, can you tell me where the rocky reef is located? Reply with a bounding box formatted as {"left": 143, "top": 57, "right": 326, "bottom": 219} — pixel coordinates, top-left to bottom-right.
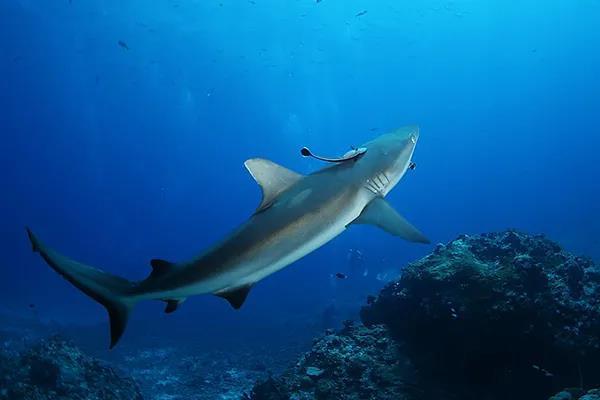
{"left": 118, "top": 342, "right": 294, "bottom": 400}
{"left": 550, "top": 389, "right": 600, "bottom": 400}
{"left": 249, "top": 231, "right": 600, "bottom": 400}
{"left": 362, "top": 231, "right": 600, "bottom": 399}
{"left": 0, "top": 336, "right": 142, "bottom": 400}
{"left": 246, "top": 323, "right": 417, "bottom": 400}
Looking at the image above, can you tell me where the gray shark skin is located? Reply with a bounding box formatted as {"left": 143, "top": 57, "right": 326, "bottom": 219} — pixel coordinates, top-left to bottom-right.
{"left": 26, "top": 126, "right": 429, "bottom": 348}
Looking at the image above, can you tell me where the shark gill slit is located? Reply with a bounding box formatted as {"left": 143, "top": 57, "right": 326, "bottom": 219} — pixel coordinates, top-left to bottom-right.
{"left": 373, "top": 177, "right": 383, "bottom": 191}
{"left": 363, "top": 184, "right": 376, "bottom": 194}
{"left": 365, "top": 181, "right": 379, "bottom": 194}
{"left": 373, "top": 179, "right": 383, "bottom": 191}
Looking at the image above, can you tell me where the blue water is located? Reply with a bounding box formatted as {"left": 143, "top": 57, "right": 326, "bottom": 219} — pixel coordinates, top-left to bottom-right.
{"left": 1, "top": 0, "right": 599, "bottom": 348}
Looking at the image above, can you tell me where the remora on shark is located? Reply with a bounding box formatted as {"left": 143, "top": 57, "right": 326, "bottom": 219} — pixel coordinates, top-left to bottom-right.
{"left": 26, "top": 126, "right": 429, "bottom": 348}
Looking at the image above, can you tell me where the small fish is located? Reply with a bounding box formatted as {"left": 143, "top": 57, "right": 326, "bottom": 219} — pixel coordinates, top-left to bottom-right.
{"left": 532, "top": 364, "right": 554, "bottom": 377}
{"left": 335, "top": 272, "right": 348, "bottom": 279}
{"left": 118, "top": 40, "right": 130, "bottom": 50}
{"left": 28, "top": 303, "right": 36, "bottom": 309}
{"left": 355, "top": 10, "right": 368, "bottom": 17}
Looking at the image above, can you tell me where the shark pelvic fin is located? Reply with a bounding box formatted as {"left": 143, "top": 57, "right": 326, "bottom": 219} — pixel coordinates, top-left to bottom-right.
{"left": 351, "top": 198, "right": 430, "bottom": 244}
{"left": 163, "top": 298, "right": 186, "bottom": 314}
{"left": 214, "top": 285, "right": 252, "bottom": 309}
{"left": 244, "top": 158, "right": 303, "bottom": 212}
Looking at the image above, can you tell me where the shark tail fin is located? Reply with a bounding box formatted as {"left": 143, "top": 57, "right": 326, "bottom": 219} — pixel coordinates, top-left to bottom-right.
{"left": 26, "top": 228, "right": 138, "bottom": 349}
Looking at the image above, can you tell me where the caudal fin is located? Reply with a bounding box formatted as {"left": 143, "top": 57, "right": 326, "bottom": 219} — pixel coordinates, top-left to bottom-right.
{"left": 26, "top": 228, "right": 137, "bottom": 349}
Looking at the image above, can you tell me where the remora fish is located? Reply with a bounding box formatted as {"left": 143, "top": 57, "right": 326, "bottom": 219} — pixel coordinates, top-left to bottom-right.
{"left": 26, "top": 126, "right": 429, "bottom": 348}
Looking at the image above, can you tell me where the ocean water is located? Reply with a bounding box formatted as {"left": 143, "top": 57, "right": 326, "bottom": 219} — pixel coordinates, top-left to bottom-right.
{"left": 1, "top": 0, "right": 599, "bottom": 399}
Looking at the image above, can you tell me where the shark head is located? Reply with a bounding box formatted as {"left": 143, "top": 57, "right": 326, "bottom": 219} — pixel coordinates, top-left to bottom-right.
{"left": 357, "top": 125, "right": 420, "bottom": 196}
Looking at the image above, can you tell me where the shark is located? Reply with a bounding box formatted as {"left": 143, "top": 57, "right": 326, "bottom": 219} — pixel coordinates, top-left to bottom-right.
{"left": 26, "top": 125, "right": 429, "bottom": 348}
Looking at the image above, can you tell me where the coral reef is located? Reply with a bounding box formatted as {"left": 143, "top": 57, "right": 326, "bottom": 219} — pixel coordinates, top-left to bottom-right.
{"left": 361, "top": 231, "right": 600, "bottom": 399}
{"left": 550, "top": 389, "right": 600, "bottom": 400}
{"left": 0, "top": 336, "right": 143, "bottom": 400}
{"left": 248, "top": 231, "right": 600, "bottom": 400}
{"left": 245, "top": 323, "right": 417, "bottom": 400}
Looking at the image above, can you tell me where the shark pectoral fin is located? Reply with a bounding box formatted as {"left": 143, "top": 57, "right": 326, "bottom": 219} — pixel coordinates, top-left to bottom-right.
{"left": 163, "top": 298, "right": 186, "bottom": 314}
{"left": 214, "top": 285, "right": 252, "bottom": 310}
{"left": 244, "top": 158, "right": 303, "bottom": 212}
{"left": 352, "top": 198, "right": 431, "bottom": 244}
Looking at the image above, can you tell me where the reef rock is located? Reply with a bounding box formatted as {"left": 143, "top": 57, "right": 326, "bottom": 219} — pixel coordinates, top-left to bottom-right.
{"left": 0, "top": 336, "right": 143, "bottom": 400}
{"left": 245, "top": 323, "right": 417, "bottom": 400}
{"left": 361, "top": 231, "right": 600, "bottom": 399}
{"left": 550, "top": 389, "right": 600, "bottom": 400}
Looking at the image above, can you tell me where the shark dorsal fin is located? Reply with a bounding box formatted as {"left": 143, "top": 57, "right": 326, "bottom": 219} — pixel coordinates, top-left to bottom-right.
{"left": 149, "top": 259, "right": 176, "bottom": 280}
{"left": 244, "top": 158, "right": 303, "bottom": 212}
{"left": 214, "top": 285, "right": 252, "bottom": 309}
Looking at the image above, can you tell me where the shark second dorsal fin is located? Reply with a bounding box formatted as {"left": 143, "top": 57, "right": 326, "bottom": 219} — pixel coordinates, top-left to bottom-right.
{"left": 149, "top": 259, "right": 176, "bottom": 280}
{"left": 244, "top": 158, "right": 303, "bottom": 212}
{"left": 214, "top": 285, "right": 252, "bottom": 309}
{"left": 351, "top": 197, "right": 430, "bottom": 244}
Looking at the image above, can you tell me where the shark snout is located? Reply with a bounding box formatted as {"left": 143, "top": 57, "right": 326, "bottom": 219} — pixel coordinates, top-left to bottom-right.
{"left": 386, "top": 125, "right": 419, "bottom": 144}
{"left": 412, "top": 126, "right": 419, "bottom": 142}
{"left": 404, "top": 125, "right": 419, "bottom": 144}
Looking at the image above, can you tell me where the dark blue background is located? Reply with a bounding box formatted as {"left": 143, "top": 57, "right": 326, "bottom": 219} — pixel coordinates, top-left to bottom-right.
{"left": 1, "top": 0, "right": 598, "bottom": 346}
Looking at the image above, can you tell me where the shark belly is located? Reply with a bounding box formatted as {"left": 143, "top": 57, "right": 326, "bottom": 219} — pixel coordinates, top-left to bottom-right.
{"left": 236, "top": 187, "right": 372, "bottom": 287}
{"left": 241, "top": 196, "right": 366, "bottom": 285}
{"left": 166, "top": 186, "right": 371, "bottom": 298}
